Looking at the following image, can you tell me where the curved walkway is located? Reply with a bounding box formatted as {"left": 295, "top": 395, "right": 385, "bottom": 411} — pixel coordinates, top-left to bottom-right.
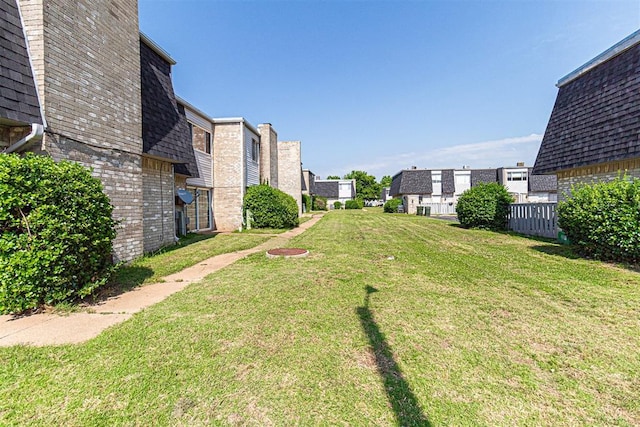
{"left": 0, "top": 214, "right": 325, "bottom": 347}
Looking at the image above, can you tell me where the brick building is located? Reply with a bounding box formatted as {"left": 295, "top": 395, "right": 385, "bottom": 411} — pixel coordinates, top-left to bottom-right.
{"left": 2, "top": 0, "right": 305, "bottom": 258}
{"left": 533, "top": 30, "right": 640, "bottom": 198}
{"left": 2, "top": 0, "right": 198, "bottom": 261}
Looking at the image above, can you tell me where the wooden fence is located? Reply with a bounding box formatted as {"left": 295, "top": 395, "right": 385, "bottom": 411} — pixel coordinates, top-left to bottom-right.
{"left": 508, "top": 202, "right": 557, "bottom": 238}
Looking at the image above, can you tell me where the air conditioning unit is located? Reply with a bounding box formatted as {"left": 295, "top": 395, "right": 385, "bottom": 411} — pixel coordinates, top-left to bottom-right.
{"left": 175, "top": 210, "right": 187, "bottom": 236}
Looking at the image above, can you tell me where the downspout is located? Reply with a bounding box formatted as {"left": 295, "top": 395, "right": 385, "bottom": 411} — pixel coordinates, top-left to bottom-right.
{"left": 239, "top": 121, "right": 246, "bottom": 231}
{"left": 4, "top": 123, "right": 45, "bottom": 153}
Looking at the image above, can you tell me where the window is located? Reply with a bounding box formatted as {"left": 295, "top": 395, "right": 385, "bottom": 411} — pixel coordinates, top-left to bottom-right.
{"left": 205, "top": 131, "right": 211, "bottom": 154}
{"left": 188, "top": 122, "right": 211, "bottom": 154}
{"left": 507, "top": 171, "right": 528, "bottom": 181}
{"left": 251, "top": 139, "right": 259, "bottom": 162}
{"left": 432, "top": 173, "right": 442, "bottom": 184}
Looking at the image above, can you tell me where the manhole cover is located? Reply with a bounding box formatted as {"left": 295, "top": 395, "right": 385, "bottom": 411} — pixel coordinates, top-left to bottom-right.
{"left": 266, "top": 248, "right": 309, "bottom": 259}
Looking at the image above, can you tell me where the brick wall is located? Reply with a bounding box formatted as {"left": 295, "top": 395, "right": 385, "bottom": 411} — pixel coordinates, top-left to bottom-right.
{"left": 258, "top": 123, "right": 278, "bottom": 187}
{"left": 44, "top": 134, "right": 143, "bottom": 262}
{"left": 556, "top": 160, "right": 640, "bottom": 200}
{"left": 277, "top": 140, "right": 302, "bottom": 215}
{"left": 19, "top": 0, "right": 144, "bottom": 262}
{"left": 212, "top": 121, "right": 243, "bottom": 230}
{"left": 142, "top": 157, "right": 175, "bottom": 252}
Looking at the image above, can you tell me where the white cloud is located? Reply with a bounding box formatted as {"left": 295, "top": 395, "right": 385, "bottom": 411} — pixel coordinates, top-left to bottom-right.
{"left": 343, "top": 134, "right": 543, "bottom": 177}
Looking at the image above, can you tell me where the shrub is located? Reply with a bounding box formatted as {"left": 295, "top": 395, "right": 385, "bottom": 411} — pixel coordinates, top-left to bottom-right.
{"left": 333, "top": 201, "right": 342, "bottom": 210}
{"left": 384, "top": 198, "right": 402, "bottom": 213}
{"left": 456, "top": 183, "right": 513, "bottom": 230}
{"left": 558, "top": 177, "right": 640, "bottom": 263}
{"left": 312, "top": 196, "right": 327, "bottom": 211}
{"left": 243, "top": 184, "right": 299, "bottom": 229}
{"left": 302, "top": 193, "right": 312, "bottom": 212}
{"left": 345, "top": 199, "right": 363, "bottom": 209}
{"left": 0, "top": 154, "right": 117, "bottom": 314}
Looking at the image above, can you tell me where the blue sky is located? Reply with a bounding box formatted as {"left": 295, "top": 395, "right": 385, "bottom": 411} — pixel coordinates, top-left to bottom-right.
{"left": 139, "top": 0, "right": 640, "bottom": 179}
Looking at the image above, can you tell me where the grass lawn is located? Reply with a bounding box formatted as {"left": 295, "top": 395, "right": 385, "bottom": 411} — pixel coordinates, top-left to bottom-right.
{"left": 108, "top": 232, "right": 271, "bottom": 290}
{"left": 1, "top": 210, "right": 639, "bottom": 425}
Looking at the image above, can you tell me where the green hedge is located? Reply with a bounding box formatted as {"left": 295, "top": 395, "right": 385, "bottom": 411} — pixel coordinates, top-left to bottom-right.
{"left": 456, "top": 183, "right": 513, "bottom": 230}
{"left": 334, "top": 201, "right": 342, "bottom": 210}
{"left": 345, "top": 199, "right": 363, "bottom": 209}
{"left": 0, "top": 154, "right": 117, "bottom": 314}
{"left": 558, "top": 177, "right": 640, "bottom": 263}
{"left": 243, "top": 184, "right": 299, "bottom": 229}
{"left": 384, "top": 198, "right": 402, "bottom": 213}
{"left": 302, "top": 194, "right": 312, "bottom": 212}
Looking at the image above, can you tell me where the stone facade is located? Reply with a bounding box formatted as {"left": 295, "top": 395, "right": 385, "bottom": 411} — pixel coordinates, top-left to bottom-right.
{"left": 18, "top": 0, "right": 144, "bottom": 262}
{"left": 556, "top": 160, "right": 640, "bottom": 201}
{"left": 277, "top": 140, "right": 302, "bottom": 215}
{"left": 258, "top": 123, "right": 278, "bottom": 187}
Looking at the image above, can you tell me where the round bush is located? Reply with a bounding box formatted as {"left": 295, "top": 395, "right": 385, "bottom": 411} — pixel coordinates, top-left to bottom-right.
{"left": 334, "top": 201, "right": 342, "bottom": 210}
{"left": 558, "top": 177, "right": 640, "bottom": 263}
{"left": 312, "top": 196, "right": 327, "bottom": 211}
{"left": 0, "top": 154, "right": 117, "bottom": 314}
{"left": 456, "top": 183, "right": 513, "bottom": 230}
{"left": 345, "top": 199, "right": 363, "bottom": 209}
{"left": 384, "top": 198, "right": 402, "bottom": 213}
{"left": 243, "top": 184, "right": 299, "bottom": 229}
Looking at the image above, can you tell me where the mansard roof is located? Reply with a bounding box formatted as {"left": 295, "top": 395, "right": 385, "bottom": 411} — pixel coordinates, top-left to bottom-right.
{"left": 533, "top": 30, "right": 640, "bottom": 174}
{"left": 140, "top": 36, "right": 198, "bottom": 177}
{"left": 0, "top": 0, "right": 42, "bottom": 126}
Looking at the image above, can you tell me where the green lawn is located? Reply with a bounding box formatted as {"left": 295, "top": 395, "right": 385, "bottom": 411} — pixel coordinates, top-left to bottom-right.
{"left": 2, "top": 210, "right": 639, "bottom": 425}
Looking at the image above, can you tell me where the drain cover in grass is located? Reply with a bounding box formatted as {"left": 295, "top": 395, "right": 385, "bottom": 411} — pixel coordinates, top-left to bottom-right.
{"left": 266, "top": 248, "right": 309, "bottom": 259}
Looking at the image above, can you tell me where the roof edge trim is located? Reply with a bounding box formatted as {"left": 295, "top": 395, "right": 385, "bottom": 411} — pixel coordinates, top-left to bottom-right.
{"left": 557, "top": 29, "right": 640, "bottom": 87}
{"left": 140, "top": 32, "right": 176, "bottom": 65}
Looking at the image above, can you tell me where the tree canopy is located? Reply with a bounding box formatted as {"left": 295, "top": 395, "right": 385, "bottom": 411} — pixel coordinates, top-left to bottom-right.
{"left": 344, "top": 170, "right": 381, "bottom": 200}
{"left": 380, "top": 175, "right": 392, "bottom": 188}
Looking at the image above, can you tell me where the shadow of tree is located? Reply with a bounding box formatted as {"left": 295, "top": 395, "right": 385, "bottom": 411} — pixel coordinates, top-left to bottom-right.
{"left": 357, "top": 285, "right": 431, "bottom": 426}
{"left": 530, "top": 244, "right": 581, "bottom": 260}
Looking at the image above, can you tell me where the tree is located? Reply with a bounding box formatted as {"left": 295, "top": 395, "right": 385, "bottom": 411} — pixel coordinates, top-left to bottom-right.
{"left": 380, "top": 175, "right": 392, "bottom": 188}
{"left": 326, "top": 175, "right": 341, "bottom": 180}
{"left": 344, "top": 170, "right": 381, "bottom": 200}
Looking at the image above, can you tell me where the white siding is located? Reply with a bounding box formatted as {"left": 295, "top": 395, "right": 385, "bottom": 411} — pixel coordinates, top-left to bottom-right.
{"left": 244, "top": 125, "right": 260, "bottom": 187}
{"left": 184, "top": 108, "right": 213, "bottom": 132}
{"left": 187, "top": 149, "right": 213, "bottom": 188}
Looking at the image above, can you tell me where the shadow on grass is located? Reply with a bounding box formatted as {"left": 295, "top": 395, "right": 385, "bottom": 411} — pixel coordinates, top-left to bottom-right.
{"left": 357, "top": 286, "right": 431, "bottom": 426}
{"left": 531, "top": 244, "right": 582, "bottom": 260}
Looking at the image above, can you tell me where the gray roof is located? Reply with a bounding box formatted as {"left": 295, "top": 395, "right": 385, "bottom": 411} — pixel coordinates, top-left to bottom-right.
{"left": 389, "top": 169, "right": 432, "bottom": 196}
{"left": 471, "top": 169, "right": 497, "bottom": 186}
{"left": 533, "top": 35, "right": 640, "bottom": 175}
{"left": 314, "top": 181, "right": 339, "bottom": 198}
{"left": 442, "top": 169, "right": 455, "bottom": 193}
{"left": 529, "top": 172, "right": 557, "bottom": 193}
{"left": 0, "top": 0, "right": 42, "bottom": 125}
{"left": 140, "top": 38, "right": 198, "bottom": 177}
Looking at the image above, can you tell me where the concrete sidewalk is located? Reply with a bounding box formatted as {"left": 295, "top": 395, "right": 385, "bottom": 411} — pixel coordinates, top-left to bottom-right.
{"left": 0, "top": 214, "right": 324, "bottom": 347}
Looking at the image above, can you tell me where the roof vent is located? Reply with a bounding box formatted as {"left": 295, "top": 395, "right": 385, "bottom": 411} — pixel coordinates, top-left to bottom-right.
{"left": 411, "top": 166, "right": 417, "bottom": 169}
{"left": 517, "top": 162, "right": 525, "bottom": 167}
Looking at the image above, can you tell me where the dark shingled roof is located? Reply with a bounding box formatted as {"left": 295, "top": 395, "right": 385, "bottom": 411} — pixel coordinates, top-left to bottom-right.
{"left": 529, "top": 172, "right": 557, "bottom": 193}
{"left": 0, "top": 0, "right": 42, "bottom": 125}
{"left": 140, "top": 39, "right": 198, "bottom": 177}
{"left": 314, "top": 181, "right": 339, "bottom": 198}
{"left": 471, "top": 169, "right": 497, "bottom": 186}
{"left": 441, "top": 169, "right": 455, "bottom": 194}
{"left": 533, "top": 36, "right": 640, "bottom": 175}
{"left": 389, "top": 169, "right": 432, "bottom": 196}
